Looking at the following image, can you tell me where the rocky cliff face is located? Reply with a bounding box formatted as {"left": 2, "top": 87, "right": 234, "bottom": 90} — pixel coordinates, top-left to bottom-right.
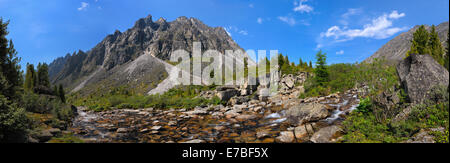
{"left": 48, "top": 14, "right": 245, "bottom": 95}
{"left": 365, "top": 21, "right": 449, "bottom": 63}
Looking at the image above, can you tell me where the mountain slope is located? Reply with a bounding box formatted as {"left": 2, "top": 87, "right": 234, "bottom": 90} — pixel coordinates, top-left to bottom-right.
{"left": 365, "top": 21, "right": 449, "bottom": 63}
{"left": 49, "top": 14, "right": 247, "bottom": 95}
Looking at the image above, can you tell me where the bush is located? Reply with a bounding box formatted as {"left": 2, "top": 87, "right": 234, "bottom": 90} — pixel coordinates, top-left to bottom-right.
{"left": 0, "top": 95, "right": 30, "bottom": 142}
{"left": 356, "top": 97, "right": 372, "bottom": 114}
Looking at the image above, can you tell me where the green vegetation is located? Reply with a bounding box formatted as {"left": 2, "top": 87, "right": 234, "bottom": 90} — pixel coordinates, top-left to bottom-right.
{"left": 0, "top": 18, "right": 30, "bottom": 142}
{"left": 69, "top": 85, "right": 225, "bottom": 112}
{"left": 277, "top": 53, "right": 313, "bottom": 75}
{"left": 342, "top": 86, "right": 449, "bottom": 143}
{"left": 47, "top": 133, "right": 84, "bottom": 143}
{"left": 445, "top": 31, "right": 449, "bottom": 71}
{"left": 407, "top": 25, "right": 446, "bottom": 66}
{"left": 313, "top": 50, "right": 329, "bottom": 86}
{"left": 301, "top": 55, "right": 398, "bottom": 98}
{"left": 1, "top": 18, "right": 75, "bottom": 142}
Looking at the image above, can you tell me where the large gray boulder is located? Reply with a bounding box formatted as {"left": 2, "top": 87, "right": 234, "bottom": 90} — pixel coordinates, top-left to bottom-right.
{"left": 310, "top": 125, "right": 343, "bottom": 143}
{"left": 397, "top": 53, "right": 449, "bottom": 104}
{"left": 286, "top": 103, "right": 330, "bottom": 125}
{"left": 216, "top": 89, "right": 240, "bottom": 102}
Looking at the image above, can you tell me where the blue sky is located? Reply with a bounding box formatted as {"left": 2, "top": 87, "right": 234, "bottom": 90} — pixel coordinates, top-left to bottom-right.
{"left": 0, "top": 0, "right": 448, "bottom": 69}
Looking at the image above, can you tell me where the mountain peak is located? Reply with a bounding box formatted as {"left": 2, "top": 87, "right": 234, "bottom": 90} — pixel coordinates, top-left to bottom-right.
{"left": 134, "top": 14, "right": 154, "bottom": 28}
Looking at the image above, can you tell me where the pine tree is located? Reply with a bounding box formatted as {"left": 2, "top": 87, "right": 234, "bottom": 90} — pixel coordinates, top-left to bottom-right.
{"left": 314, "top": 50, "right": 329, "bottom": 86}
{"left": 407, "top": 25, "right": 431, "bottom": 57}
{"left": 445, "top": 31, "right": 449, "bottom": 71}
{"left": 24, "top": 64, "right": 35, "bottom": 92}
{"left": 0, "top": 18, "right": 22, "bottom": 100}
{"left": 58, "top": 84, "right": 65, "bottom": 103}
{"left": 429, "top": 25, "right": 445, "bottom": 65}
{"left": 309, "top": 61, "right": 313, "bottom": 68}
{"left": 0, "top": 18, "right": 29, "bottom": 142}
{"left": 36, "top": 63, "right": 50, "bottom": 88}
{"left": 53, "top": 85, "right": 58, "bottom": 96}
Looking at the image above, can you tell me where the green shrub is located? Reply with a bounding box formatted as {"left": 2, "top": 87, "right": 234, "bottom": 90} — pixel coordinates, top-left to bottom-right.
{"left": 0, "top": 95, "right": 30, "bottom": 142}
{"left": 356, "top": 97, "right": 373, "bottom": 114}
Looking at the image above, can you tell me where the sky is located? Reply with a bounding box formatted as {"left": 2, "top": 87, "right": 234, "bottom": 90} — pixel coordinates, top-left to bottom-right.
{"left": 0, "top": 0, "right": 448, "bottom": 70}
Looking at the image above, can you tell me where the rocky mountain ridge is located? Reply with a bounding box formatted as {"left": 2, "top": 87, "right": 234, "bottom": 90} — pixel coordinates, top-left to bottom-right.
{"left": 48, "top": 14, "right": 246, "bottom": 95}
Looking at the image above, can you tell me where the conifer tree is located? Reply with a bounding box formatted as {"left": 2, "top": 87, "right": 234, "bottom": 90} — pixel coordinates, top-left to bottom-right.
{"left": 0, "top": 18, "right": 22, "bottom": 100}
{"left": 314, "top": 50, "right": 329, "bottom": 86}
{"left": 58, "top": 84, "right": 65, "bottom": 103}
{"left": 53, "top": 85, "right": 58, "bottom": 96}
{"left": 445, "top": 31, "right": 449, "bottom": 71}
{"left": 429, "top": 25, "right": 444, "bottom": 65}
{"left": 407, "top": 25, "right": 431, "bottom": 57}
{"left": 0, "top": 18, "right": 28, "bottom": 142}
{"left": 24, "top": 64, "right": 35, "bottom": 92}
{"left": 36, "top": 63, "right": 50, "bottom": 88}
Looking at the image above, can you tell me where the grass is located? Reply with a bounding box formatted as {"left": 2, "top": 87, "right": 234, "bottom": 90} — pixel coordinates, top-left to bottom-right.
{"left": 69, "top": 85, "right": 225, "bottom": 112}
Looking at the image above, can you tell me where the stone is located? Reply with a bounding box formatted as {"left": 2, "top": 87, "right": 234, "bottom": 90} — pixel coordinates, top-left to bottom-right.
{"left": 286, "top": 103, "right": 329, "bottom": 125}
{"left": 256, "top": 130, "right": 270, "bottom": 139}
{"left": 34, "top": 129, "right": 53, "bottom": 143}
{"left": 262, "top": 138, "right": 275, "bottom": 143}
{"left": 151, "top": 126, "right": 162, "bottom": 131}
{"left": 397, "top": 53, "right": 449, "bottom": 104}
{"left": 116, "top": 128, "right": 128, "bottom": 133}
{"left": 47, "top": 128, "right": 61, "bottom": 136}
{"left": 182, "top": 139, "right": 206, "bottom": 143}
{"left": 294, "top": 125, "right": 314, "bottom": 139}
{"left": 216, "top": 88, "right": 240, "bottom": 102}
{"left": 310, "top": 125, "right": 342, "bottom": 143}
{"left": 168, "top": 121, "right": 177, "bottom": 126}
{"left": 235, "top": 114, "right": 257, "bottom": 121}
{"left": 276, "top": 131, "right": 295, "bottom": 143}
{"left": 229, "top": 96, "right": 250, "bottom": 106}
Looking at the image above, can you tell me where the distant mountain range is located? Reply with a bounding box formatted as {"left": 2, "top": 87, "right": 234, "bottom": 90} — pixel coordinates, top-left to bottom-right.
{"left": 365, "top": 21, "right": 449, "bottom": 63}
{"left": 48, "top": 14, "right": 245, "bottom": 95}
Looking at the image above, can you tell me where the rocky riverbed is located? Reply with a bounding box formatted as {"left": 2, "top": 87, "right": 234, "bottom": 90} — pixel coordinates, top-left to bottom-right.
{"left": 68, "top": 88, "right": 361, "bottom": 143}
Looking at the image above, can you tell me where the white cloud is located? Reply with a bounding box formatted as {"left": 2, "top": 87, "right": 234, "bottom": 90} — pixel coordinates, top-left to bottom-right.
{"left": 278, "top": 16, "right": 296, "bottom": 26}
{"left": 336, "top": 50, "right": 344, "bottom": 55}
{"left": 78, "top": 2, "right": 89, "bottom": 11}
{"left": 239, "top": 30, "right": 248, "bottom": 35}
{"left": 320, "top": 10, "right": 408, "bottom": 42}
{"left": 257, "top": 18, "right": 263, "bottom": 24}
{"left": 388, "top": 10, "right": 405, "bottom": 19}
{"left": 293, "top": 0, "right": 313, "bottom": 13}
{"left": 342, "top": 8, "right": 363, "bottom": 19}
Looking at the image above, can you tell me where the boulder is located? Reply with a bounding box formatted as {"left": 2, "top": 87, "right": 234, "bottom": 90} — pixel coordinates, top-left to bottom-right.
{"left": 286, "top": 103, "right": 329, "bottom": 125}
{"left": 34, "top": 129, "right": 53, "bottom": 143}
{"left": 294, "top": 124, "right": 315, "bottom": 140}
{"left": 216, "top": 89, "right": 240, "bottom": 102}
{"left": 310, "top": 125, "right": 343, "bottom": 143}
{"left": 116, "top": 128, "right": 128, "bottom": 133}
{"left": 397, "top": 53, "right": 449, "bottom": 104}
{"left": 228, "top": 96, "right": 250, "bottom": 106}
{"left": 276, "top": 131, "right": 295, "bottom": 143}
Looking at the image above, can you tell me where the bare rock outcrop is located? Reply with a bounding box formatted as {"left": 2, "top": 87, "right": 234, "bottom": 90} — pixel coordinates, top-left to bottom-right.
{"left": 397, "top": 53, "right": 449, "bottom": 104}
